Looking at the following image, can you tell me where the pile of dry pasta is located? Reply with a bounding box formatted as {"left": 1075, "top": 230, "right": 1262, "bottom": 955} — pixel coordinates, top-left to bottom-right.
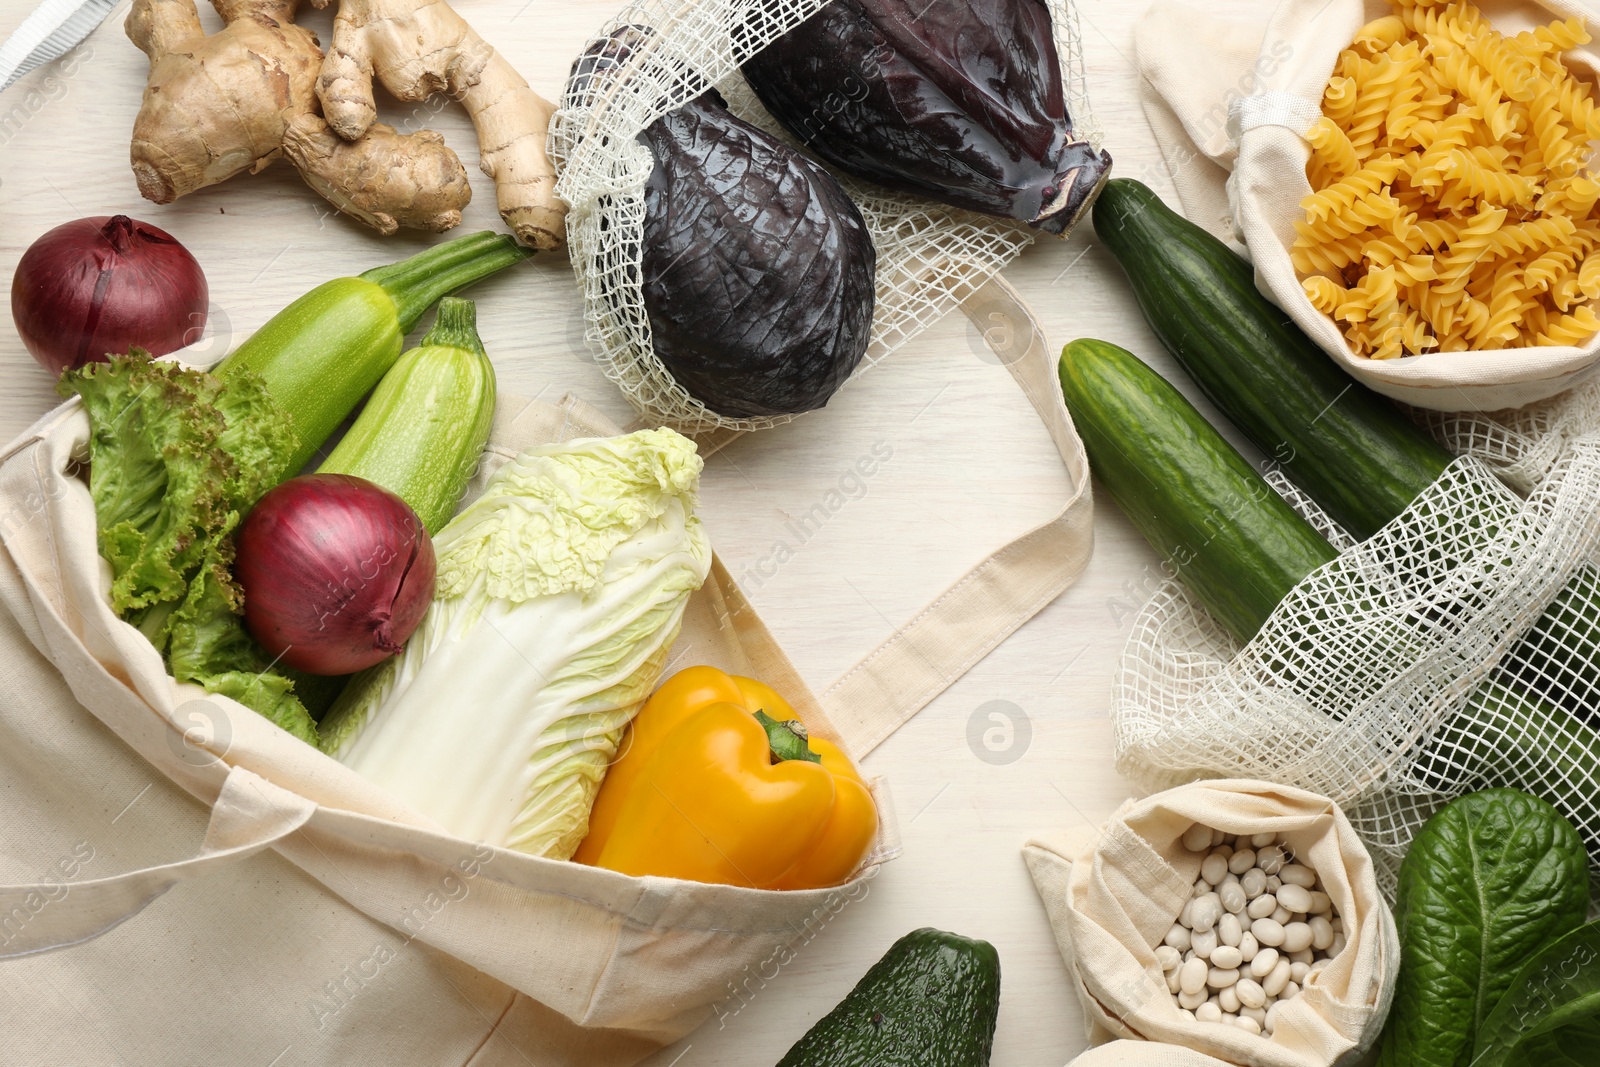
{"left": 1294, "top": 1, "right": 1600, "bottom": 358}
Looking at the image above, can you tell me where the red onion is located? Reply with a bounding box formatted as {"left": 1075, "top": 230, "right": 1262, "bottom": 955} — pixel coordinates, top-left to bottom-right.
{"left": 235, "top": 474, "right": 436, "bottom": 676}
{"left": 10, "top": 215, "right": 208, "bottom": 376}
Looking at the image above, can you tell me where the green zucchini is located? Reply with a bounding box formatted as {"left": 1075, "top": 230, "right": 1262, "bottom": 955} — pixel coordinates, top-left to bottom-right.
{"left": 318, "top": 297, "right": 496, "bottom": 535}
{"left": 1091, "top": 177, "right": 1450, "bottom": 541}
{"left": 1059, "top": 337, "right": 1600, "bottom": 869}
{"left": 216, "top": 231, "right": 525, "bottom": 474}
{"left": 1059, "top": 338, "right": 1336, "bottom": 642}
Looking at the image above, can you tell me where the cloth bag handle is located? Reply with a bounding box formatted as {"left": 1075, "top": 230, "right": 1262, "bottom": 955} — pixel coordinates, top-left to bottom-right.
{"left": 681, "top": 273, "right": 1093, "bottom": 757}
{"left": 0, "top": 765, "right": 313, "bottom": 958}
{"left": 818, "top": 273, "right": 1093, "bottom": 756}
{"left": 0, "top": 273, "right": 1092, "bottom": 955}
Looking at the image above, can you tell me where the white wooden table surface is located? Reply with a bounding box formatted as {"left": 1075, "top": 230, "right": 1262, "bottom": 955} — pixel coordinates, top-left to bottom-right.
{"left": 0, "top": 0, "right": 1283, "bottom": 1062}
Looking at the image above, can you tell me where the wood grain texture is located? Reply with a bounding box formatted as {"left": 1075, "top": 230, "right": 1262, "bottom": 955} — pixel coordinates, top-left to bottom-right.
{"left": 0, "top": 0, "right": 1281, "bottom": 1062}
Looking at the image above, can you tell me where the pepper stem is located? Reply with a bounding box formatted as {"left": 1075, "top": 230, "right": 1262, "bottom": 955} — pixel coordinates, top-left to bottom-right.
{"left": 755, "top": 710, "right": 823, "bottom": 764}
{"left": 361, "top": 231, "right": 533, "bottom": 335}
{"left": 420, "top": 297, "right": 487, "bottom": 357}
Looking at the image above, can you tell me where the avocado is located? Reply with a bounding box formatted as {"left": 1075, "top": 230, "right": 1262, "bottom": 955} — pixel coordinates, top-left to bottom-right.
{"left": 777, "top": 927, "right": 1001, "bottom": 1067}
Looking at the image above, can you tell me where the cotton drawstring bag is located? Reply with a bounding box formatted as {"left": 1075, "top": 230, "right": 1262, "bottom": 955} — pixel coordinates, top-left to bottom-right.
{"left": 1065, "top": 1043, "right": 1252, "bottom": 1067}
{"left": 1025, "top": 781, "right": 1398, "bottom": 1067}
{"left": 550, "top": 0, "right": 1103, "bottom": 433}
{"left": 1137, "top": 0, "right": 1600, "bottom": 412}
{"left": 0, "top": 276, "right": 1093, "bottom": 1066}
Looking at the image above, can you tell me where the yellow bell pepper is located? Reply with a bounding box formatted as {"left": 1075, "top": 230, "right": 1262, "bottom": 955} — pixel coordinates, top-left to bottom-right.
{"left": 574, "top": 666, "right": 877, "bottom": 890}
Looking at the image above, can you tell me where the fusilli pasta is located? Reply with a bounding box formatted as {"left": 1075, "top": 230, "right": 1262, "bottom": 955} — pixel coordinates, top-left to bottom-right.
{"left": 1297, "top": 2, "right": 1600, "bottom": 356}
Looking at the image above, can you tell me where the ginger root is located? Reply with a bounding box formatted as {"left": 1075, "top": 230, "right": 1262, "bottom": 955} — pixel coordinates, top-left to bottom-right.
{"left": 284, "top": 115, "right": 470, "bottom": 234}
{"left": 127, "top": 0, "right": 322, "bottom": 203}
{"left": 126, "top": 0, "right": 473, "bottom": 235}
{"left": 311, "top": 0, "right": 566, "bottom": 249}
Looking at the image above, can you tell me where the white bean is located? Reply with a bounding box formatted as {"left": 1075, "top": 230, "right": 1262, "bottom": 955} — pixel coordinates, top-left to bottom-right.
{"left": 1228, "top": 849, "right": 1257, "bottom": 875}
{"left": 1195, "top": 1000, "right": 1223, "bottom": 1023}
{"left": 1290, "top": 961, "right": 1310, "bottom": 984}
{"left": 1210, "top": 945, "right": 1243, "bottom": 970}
{"left": 1266, "top": 875, "right": 1282, "bottom": 892}
{"left": 1191, "top": 928, "right": 1219, "bottom": 959}
{"left": 1271, "top": 906, "right": 1292, "bottom": 925}
{"left": 1264, "top": 1002, "right": 1278, "bottom": 1034}
{"left": 1263, "top": 958, "right": 1293, "bottom": 997}
{"left": 1236, "top": 977, "right": 1267, "bottom": 1009}
{"left": 1211, "top": 827, "right": 1227, "bottom": 846}
{"left": 1255, "top": 845, "right": 1286, "bottom": 874}
{"left": 1276, "top": 884, "right": 1313, "bottom": 914}
{"left": 1282, "top": 980, "right": 1300, "bottom": 999}
{"left": 1200, "top": 853, "right": 1230, "bottom": 886}
{"left": 1280, "top": 864, "right": 1316, "bottom": 888}
{"left": 1156, "top": 945, "right": 1182, "bottom": 971}
{"left": 1247, "top": 894, "right": 1278, "bottom": 920}
{"left": 1330, "top": 933, "right": 1347, "bottom": 957}
{"left": 1207, "top": 967, "right": 1240, "bottom": 989}
{"left": 1180, "top": 957, "right": 1208, "bottom": 995}
{"left": 1183, "top": 823, "right": 1215, "bottom": 852}
{"left": 1251, "top": 831, "right": 1278, "bottom": 848}
{"left": 1180, "top": 899, "right": 1195, "bottom": 927}
{"left": 1281, "top": 921, "right": 1314, "bottom": 954}
{"left": 1238, "top": 932, "right": 1259, "bottom": 963}
{"left": 1167, "top": 968, "right": 1183, "bottom": 993}
{"left": 1219, "top": 985, "right": 1241, "bottom": 1013}
{"left": 1193, "top": 879, "right": 1211, "bottom": 899}
{"left": 1179, "top": 988, "right": 1208, "bottom": 1010}
{"left": 1240, "top": 868, "right": 1267, "bottom": 899}
{"left": 1253, "top": 918, "right": 1286, "bottom": 947}
{"left": 1219, "top": 912, "right": 1243, "bottom": 948}
{"left": 1180, "top": 1008, "right": 1196, "bottom": 1023}
{"left": 1165, "top": 924, "right": 1192, "bottom": 952}
{"left": 1241, "top": 1005, "right": 1267, "bottom": 1026}
{"left": 1250, "top": 947, "right": 1280, "bottom": 979}
{"left": 1191, "top": 896, "right": 1221, "bottom": 934}
{"left": 1220, "top": 883, "right": 1247, "bottom": 915}
{"left": 1308, "top": 891, "right": 1332, "bottom": 915}
{"left": 1234, "top": 1015, "right": 1262, "bottom": 1035}
{"left": 1289, "top": 948, "right": 1314, "bottom": 966}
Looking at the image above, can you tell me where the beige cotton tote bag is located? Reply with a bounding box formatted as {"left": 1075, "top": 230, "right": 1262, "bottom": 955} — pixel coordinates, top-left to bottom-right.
{"left": 0, "top": 276, "right": 1091, "bottom": 1067}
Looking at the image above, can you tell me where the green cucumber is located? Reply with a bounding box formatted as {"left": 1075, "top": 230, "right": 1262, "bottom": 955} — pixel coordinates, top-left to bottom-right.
{"left": 1059, "top": 337, "right": 1600, "bottom": 868}
{"left": 777, "top": 928, "right": 1000, "bottom": 1067}
{"left": 1060, "top": 338, "right": 1336, "bottom": 642}
{"left": 1091, "top": 177, "right": 1451, "bottom": 541}
{"left": 318, "top": 297, "right": 496, "bottom": 534}
{"left": 1091, "top": 177, "right": 1600, "bottom": 716}
{"left": 216, "top": 231, "right": 525, "bottom": 474}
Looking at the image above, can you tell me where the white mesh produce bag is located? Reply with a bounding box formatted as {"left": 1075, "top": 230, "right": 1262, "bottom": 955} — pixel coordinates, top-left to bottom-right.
{"left": 1115, "top": 382, "right": 1600, "bottom": 900}
{"left": 549, "top": 0, "right": 1100, "bottom": 433}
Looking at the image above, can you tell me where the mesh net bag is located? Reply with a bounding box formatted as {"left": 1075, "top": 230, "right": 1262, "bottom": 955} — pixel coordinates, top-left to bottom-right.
{"left": 1115, "top": 383, "right": 1600, "bottom": 901}
{"left": 548, "top": 0, "right": 1101, "bottom": 434}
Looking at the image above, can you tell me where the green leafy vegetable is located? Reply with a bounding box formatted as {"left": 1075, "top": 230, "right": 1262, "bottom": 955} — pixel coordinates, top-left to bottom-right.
{"left": 1378, "top": 789, "right": 1590, "bottom": 1067}
{"left": 320, "top": 428, "right": 711, "bottom": 858}
{"left": 1473, "top": 921, "right": 1600, "bottom": 1067}
{"left": 60, "top": 350, "right": 315, "bottom": 743}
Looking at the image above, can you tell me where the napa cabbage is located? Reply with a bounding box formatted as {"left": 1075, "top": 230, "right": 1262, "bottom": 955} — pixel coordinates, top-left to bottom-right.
{"left": 319, "top": 428, "right": 710, "bottom": 858}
